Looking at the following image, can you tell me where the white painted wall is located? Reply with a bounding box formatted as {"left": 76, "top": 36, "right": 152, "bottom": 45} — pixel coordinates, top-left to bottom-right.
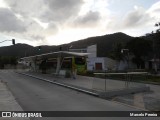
{"left": 87, "top": 57, "right": 105, "bottom": 71}
{"left": 87, "top": 44, "right": 117, "bottom": 71}
{"left": 87, "top": 44, "right": 97, "bottom": 58}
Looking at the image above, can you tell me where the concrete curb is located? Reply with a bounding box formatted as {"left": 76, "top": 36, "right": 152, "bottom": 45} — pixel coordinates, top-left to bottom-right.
{"left": 16, "top": 72, "right": 99, "bottom": 97}
{"left": 0, "top": 80, "right": 30, "bottom": 120}
{"left": 16, "top": 72, "right": 151, "bottom": 99}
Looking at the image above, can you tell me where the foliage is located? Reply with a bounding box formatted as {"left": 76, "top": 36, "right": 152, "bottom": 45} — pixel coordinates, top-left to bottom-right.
{"left": 151, "top": 31, "right": 160, "bottom": 58}
{"left": 0, "top": 56, "right": 17, "bottom": 64}
{"left": 94, "top": 73, "right": 160, "bottom": 84}
{"left": 126, "top": 37, "right": 152, "bottom": 57}
{"left": 109, "top": 43, "right": 125, "bottom": 61}
{"left": 108, "top": 43, "right": 126, "bottom": 70}
{"left": 132, "top": 57, "right": 144, "bottom": 69}
{"left": 0, "top": 56, "right": 17, "bottom": 68}
{"left": 126, "top": 37, "right": 152, "bottom": 68}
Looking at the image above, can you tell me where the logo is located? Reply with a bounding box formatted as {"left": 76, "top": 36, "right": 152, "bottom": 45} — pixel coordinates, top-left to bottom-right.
{"left": 2, "top": 112, "right": 11, "bottom": 117}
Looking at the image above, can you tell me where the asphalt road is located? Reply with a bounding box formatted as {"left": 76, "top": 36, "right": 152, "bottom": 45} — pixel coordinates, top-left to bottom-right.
{"left": 0, "top": 70, "right": 158, "bottom": 120}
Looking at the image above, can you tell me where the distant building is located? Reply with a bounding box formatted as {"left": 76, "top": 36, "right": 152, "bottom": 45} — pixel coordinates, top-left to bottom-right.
{"left": 68, "top": 48, "right": 87, "bottom": 53}
{"left": 70, "top": 44, "right": 129, "bottom": 71}
{"left": 86, "top": 45, "right": 114, "bottom": 71}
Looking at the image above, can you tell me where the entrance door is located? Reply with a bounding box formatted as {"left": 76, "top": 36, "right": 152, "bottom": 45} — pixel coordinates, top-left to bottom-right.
{"left": 95, "top": 63, "right": 102, "bottom": 70}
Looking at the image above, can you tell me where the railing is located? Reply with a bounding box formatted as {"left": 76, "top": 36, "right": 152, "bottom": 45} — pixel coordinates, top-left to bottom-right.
{"left": 92, "top": 72, "right": 148, "bottom": 92}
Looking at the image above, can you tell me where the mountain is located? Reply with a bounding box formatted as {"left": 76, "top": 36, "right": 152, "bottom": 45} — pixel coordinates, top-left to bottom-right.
{"left": 60, "top": 32, "right": 134, "bottom": 57}
{"left": 0, "top": 32, "right": 134, "bottom": 58}
{"left": 0, "top": 44, "right": 33, "bottom": 57}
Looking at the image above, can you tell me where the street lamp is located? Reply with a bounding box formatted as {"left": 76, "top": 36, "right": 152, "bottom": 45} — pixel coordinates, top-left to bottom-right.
{"left": 121, "top": 49, "right": 129, "bottom": 70}
{"left": 38, "top": 46, "right": 41, "bottom": 51}
{"left": 68, "top": 45, "right": 72, "bottom": 51}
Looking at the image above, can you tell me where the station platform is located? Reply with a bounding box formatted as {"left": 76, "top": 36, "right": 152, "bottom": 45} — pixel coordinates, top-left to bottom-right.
{"left": 17, "top": 71, "right": 150, "bottom": 99}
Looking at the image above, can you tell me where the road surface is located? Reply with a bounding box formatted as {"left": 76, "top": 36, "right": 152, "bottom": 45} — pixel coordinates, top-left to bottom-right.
{"left": 0, "top": 70, "right": 158, "bottom": 120}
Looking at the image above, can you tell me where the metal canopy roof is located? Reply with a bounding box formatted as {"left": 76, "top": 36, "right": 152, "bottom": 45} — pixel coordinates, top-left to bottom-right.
{"left": 21, "top": 51, "right": 90, "bottom": 60}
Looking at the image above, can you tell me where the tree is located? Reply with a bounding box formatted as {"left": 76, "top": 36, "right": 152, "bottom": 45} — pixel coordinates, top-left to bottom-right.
{"left": 109, "top": 43, "right": 125, "bottom": 70}
{"left": 0, "top": 56, "right": 17, "bottom": 69}
{"left": 126, "top": 37, "right": 152, "bottom": 69}
{"left": 147, "top": 22, "right": 160, "bottom": 73}
{"left": 10, "top": 56, "right": 18, "bottom": 65}
{"left": 154, "top": 22, "right": 160, "bottom": 58}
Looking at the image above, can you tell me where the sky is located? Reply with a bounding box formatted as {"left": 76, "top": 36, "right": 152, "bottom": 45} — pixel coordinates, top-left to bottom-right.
{"left": 0, "top": 0, "right": 160, "bottom": 47}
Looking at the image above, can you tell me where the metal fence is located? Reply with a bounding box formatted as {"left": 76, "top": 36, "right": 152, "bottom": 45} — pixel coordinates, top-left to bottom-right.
{"left": 92, "top": 72, "right": 148, "bottom": 92}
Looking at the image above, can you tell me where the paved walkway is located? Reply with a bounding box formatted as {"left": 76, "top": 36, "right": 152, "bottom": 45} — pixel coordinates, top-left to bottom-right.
{"left": 0, "top": 80, "right": 30, "bottom": 120}
{"left": 18, "top": 71, "right": 149, "bottom": 98}
{"left": 25, "top": 71, "right": 141, "bottom": 90}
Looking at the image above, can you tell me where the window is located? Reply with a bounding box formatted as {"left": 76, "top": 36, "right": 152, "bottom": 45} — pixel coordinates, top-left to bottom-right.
{"left": 75, "top": 57, "right": 85, "bottom": 65}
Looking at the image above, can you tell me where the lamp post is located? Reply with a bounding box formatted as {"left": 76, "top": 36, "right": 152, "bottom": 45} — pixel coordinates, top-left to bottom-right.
{"left": 121, "top": 49, "right": 129, "bottom": 71}
{"left": 68, "top": 45, "right": 72, "bottom": 51}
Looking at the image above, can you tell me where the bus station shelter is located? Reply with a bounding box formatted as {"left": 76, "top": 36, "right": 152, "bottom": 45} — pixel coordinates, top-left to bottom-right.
{"left": 20, "top": 51, "right": 90, "bottom": 77}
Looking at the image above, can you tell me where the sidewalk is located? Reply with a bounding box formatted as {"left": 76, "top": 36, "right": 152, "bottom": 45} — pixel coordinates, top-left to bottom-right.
{"left": 0, "top": 80, "right": 30, "bottom": 120}
{"left": 17, "top": 71, "right": 150, "bottom": 98}
{"left": 15, "top": 71, "right": 160, "bottom": 111}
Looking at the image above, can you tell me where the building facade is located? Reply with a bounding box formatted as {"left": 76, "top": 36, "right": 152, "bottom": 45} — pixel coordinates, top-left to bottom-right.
{"left": 70, "top": 44, "right": 128, "bottom": 71}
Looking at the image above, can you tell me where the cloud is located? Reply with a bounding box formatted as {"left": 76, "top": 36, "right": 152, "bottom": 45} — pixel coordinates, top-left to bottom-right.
{"left": 147, "top": 1, "right": 160, "bottom": 21}
{"left": 1, "top": 0, "right": 159, "bottom": 46}
{"left": 5, "top": 0, "right": 84, "bottom": 23}
{"left": 5, "top": 0, "right": 45, "bottom": 18}
{"left": 121, "top": 2, "right": 160, "bottom": 32}
{"left": 106, "top": 2, "right": 160, "bottom": 36}
{"left": 1, "top": 0, "right": 84, "bottom": 46}
{"left": 44, "top": 22, "right": 59, "bottom": 36}
{"left": 0, "top": 8, "right": 26, "bottom": 32}
{"left": 73, "top": 11, "right": 100, "bottom": 27}
{"left": 122, "top": 6, "right": 151, "bottom": 28}
{"left": 0, "top": 0, "right": 61, "bottom": 45}
{"left": 40, "top": 0, "right": 84, "bottom": 22}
